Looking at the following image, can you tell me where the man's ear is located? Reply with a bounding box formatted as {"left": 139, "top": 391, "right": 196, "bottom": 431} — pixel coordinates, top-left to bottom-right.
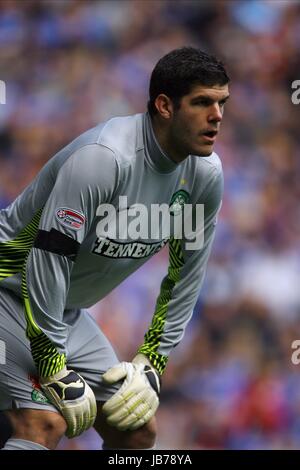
{"left": 154, "top": 94, "right": 174, "bottom": 119}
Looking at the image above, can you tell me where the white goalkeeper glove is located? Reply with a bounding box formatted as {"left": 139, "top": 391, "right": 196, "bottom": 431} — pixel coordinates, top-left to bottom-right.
{"left": 102, "top": 354, "right": 161, "bottom": 431}
{"left": 40, "top": 367, "right": 97, "bottom": 438}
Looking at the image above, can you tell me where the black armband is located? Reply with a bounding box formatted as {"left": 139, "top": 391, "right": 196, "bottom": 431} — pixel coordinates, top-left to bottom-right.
{"left": 34, "top": 229, "right": 80, "bottom": 262}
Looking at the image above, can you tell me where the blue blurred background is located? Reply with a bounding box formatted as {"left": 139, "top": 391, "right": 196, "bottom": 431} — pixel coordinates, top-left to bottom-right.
{"left": 1, "top": 0, "right": 300, "bottom": 449}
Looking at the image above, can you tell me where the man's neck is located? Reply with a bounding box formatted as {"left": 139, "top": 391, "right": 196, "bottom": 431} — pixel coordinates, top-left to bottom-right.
{"left": 151, "top": 116, "right": 188, "bottom": 164}
{"left": 143, "top": 113, "right": 179, "bottom": 174}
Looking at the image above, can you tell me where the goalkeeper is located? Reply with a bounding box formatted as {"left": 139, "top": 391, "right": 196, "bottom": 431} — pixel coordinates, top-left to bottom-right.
{"left": 0, "top": 47, "right": 229, "bottom": 450}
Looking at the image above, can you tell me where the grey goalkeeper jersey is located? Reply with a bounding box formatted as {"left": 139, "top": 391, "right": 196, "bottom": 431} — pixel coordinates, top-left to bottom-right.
{"left": 0, "top": 113, "right": 223, "bottom": 376}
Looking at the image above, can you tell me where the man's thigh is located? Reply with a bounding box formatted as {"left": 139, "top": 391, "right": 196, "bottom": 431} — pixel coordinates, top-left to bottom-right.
{"left": 66, "top": 308, "right": 121, "bottom": 401}
{"left": 0, "top": 287, "right": 121, "bottom": 413}
{"left": 0, "top": 287, "right": 57, "bottom": 413}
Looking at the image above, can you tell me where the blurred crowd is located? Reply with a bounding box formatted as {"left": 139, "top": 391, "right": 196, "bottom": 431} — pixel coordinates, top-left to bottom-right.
{"left": 1, "top": 0, "right": 300, "bottom": 449}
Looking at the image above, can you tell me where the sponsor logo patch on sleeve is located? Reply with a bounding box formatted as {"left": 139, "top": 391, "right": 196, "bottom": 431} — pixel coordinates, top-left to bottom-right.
{"left": 56, "top": 207, "right": 85, "bottom": 230}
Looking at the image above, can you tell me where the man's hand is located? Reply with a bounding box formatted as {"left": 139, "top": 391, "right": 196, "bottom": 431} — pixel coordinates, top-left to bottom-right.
{"left": 102, "top": 354, "right": 160, "bottom": 431}
{"left": 39, "top": 368, "right": 97, "bottom": 438}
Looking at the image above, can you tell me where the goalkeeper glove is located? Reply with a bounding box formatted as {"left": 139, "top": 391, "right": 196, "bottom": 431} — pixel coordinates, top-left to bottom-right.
{"left": 40, "top": 368, "right": 97, "bottom": 438}
{"left": 102, "top": 354, "right": 160, "bottom": 431}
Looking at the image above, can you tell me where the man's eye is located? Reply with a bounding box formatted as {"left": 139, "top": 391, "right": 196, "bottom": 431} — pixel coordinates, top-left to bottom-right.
{"left": 194, "top": 100, "right": 209, "bottom": 106}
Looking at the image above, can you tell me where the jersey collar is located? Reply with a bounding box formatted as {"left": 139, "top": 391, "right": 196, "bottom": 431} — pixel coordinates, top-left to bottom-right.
{"left": 143, "top": 112, "right": 180, "bottom": 174}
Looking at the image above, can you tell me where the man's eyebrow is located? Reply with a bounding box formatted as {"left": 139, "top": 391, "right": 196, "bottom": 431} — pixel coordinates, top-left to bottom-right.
{"left": 220, "top": 94, "right": 230, "bottom": 102}
{"left": 190, "top": 94, "right": 230, "bottom": 103}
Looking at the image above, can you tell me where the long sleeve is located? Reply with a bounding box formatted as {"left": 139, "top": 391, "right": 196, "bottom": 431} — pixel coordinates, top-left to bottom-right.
{"left": 22, "top": 144, "right": 118, "bottom": 377}
{"left": 138, "top": 166, "right": 224, "bottom": 374}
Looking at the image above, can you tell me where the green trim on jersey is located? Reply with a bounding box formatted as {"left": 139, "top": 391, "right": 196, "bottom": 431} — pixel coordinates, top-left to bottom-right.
{"left": 0, "top": 209, "right": 66, "bottom": 376}
{"left": 138, "top": 237, "right": 185, "bottom": 375}
{"left": 0, "top": 209, "right": 42, "bottom": 282}
{"left": 29, "top": 333, "right": 66, "bottom": 377}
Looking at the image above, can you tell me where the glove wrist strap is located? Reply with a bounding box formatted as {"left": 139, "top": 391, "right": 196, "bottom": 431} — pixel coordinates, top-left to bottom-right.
{"left": 132, "top": 353, "right": 158, "bottom": 372}
{"left": 39, "top": 366, "right": 68, "bottom": 383}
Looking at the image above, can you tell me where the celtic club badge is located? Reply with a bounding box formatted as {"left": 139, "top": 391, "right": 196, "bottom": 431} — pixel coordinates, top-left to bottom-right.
{"left": 29, "top": 374, "right": 50, "bottom": 404}
{"left": 169, "top": 190, "right": 190, "bottom": 216}
{"left": 31, "top": 388, "right": 49, "bottom": 404}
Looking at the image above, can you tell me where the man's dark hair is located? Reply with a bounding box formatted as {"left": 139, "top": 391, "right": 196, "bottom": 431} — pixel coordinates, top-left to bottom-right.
{"left": 147, "top": 47, "right": 229, "bottom": 116}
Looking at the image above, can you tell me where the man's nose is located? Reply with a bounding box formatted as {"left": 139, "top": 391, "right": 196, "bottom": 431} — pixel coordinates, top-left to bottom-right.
{"left": 208, "top": 104, "right": 223, "bottom": 123}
